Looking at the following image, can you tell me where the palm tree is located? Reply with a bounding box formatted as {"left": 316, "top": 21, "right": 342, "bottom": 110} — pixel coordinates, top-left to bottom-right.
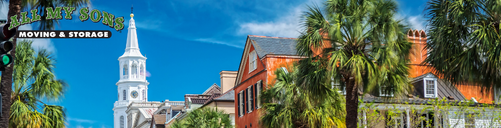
{"left": 171, "top": 107, "right": 232, "bottom": 128}
{"left": 297, "top": 0, "right": 412, "bottom": 127}
{"left": 260, "top": 66, "right": 346, "bottom": 128}
{"left": 424, "top": 0, "right": 501, "bottom": 92}
{"left": 9, "top": 40, "right": 67, "bottom": 128}
{"left": 2, "top": 0, "right": 89, "bottom": 126}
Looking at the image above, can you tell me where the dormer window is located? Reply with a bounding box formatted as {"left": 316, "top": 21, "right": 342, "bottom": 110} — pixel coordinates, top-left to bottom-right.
{"left": 331, "top": 79, "right": 346, "bottom": 95}
{"left": 379, "top": 84, "right": 394, "bottom": 97}
{"left": 249, "top": 51, "right": 257, "bottom": 73}
{"left": 424, "top": 78, "right": 437, "bottom": 98}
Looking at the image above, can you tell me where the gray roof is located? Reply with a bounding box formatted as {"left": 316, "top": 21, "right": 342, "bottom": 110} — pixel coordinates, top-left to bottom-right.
{"left": 436, "top": 79, "right": 467, "bottom": 101}
{"left": 215, "top": 90, "right": 234, "bottom": 101}
{"left": 248, "top": 35, "right": 298, "bottom": 58}
{"left": 411, "top": 73, "right": 466, "bottom": 101}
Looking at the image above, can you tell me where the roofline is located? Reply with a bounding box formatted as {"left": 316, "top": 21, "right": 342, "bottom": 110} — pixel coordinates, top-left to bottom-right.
{"left": 262, "top": 54, "right": 306, "bottom": 59}
{"left": 248, "top": 35, "right": 297, "bottom": 39}
{"left": 234, "top": 69, "right": 266, "bottom": 88}
{"left": 201, "top": 99, "right": 235, "bottom": 108}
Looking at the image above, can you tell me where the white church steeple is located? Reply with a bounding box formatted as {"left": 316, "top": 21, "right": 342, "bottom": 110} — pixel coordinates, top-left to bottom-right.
{"left": 119, "top": 11, "right": 145, "bottom": 59}
{"left": 114, "top": 9, "right": 149, "bottom": 128}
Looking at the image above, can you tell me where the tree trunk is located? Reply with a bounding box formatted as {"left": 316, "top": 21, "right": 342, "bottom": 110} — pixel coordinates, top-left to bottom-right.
{"left": 345, "top": 78, "right": 359, "bottom": 128}
{"left": 0, "top": 0, "right": 21, "bottom": 127}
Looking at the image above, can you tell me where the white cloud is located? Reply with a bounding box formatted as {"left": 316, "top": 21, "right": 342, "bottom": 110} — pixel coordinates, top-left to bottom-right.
{"left": 192, "top": 38, "right": 243, "bottom": 48}
{"left": 67, "top": 117, "right": 96, "bottom": 124}
{"left": 408, "top": 15, "right": 426, "bottom": 31}
{"left": 238, "top": 6, "right": 302, "bottom": 38}
{"left": 76, "top": 125, "right": 85, "bottom": 128}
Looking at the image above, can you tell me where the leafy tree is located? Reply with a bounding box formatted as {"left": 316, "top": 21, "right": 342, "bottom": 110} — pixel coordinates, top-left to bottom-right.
{"left": 9, "top": 40, "right": 67, "bottom": 128}
{"left": 424, "top": 0, "right": 501, "bottom": 91}
{"left": 171, "top": 107, "right": 232, "bottom": 128}
{"left": 2, "top": 0, "right": 89, "bottom": 126}
{"left": 297, "top": 0, "right": 412, "bottom": 127}
{"left": 260, "top": 66, "right": 345, "bottom": 128}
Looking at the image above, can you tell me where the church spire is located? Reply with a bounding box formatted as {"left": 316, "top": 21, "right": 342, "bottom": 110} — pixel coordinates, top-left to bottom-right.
{"left": 120, "top": 7, "right": 144, "bottom": 58}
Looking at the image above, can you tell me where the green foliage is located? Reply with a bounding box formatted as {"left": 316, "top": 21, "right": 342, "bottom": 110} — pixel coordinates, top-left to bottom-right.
{"left": 359, "top": 98, "right": 501, "bottom": 128}
{"left": 171, "top": 107, "right": 232, "bottom": 128}
{"left": 260, "top": 66, "right": 346, "bottom": 128}
{"left": 10, "top": 40, "right": 67, "bottom": 128}
{"left": 297, "top": 0, "right": 411, "bottom": 127}
{"left": 425, "top": 0, "right": 501, "bottom": 91}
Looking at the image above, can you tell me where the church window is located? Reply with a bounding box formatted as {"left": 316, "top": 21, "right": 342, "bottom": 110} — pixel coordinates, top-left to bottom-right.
{"left": 120, "top": 116, "right": 124, "bottom": 128}
{"left": 123, "top": 65, "right": 128, "bottom": 76}
{"left": 140, "top": 65, "right": 144, "bottom": 77}
{"left": 123, "top": 90, "right": 126, "bottom": 100}
{"left": 143, "top": 90, "right": 146, "bottom": 101}
{"left": 131, "top": 64, "right": 137, "bottom": 78}
{"left": 249, "top": 51, "right": 257, "bottom": 73}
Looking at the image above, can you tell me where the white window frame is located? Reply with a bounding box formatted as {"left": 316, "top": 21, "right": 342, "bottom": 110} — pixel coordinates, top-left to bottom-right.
{"left": 239, "top": 91, "right": 244, "bottom": 117}
{"left": 120, "top": 115, "right": 125, "bottom": 128}
{"left": 391, "top": 113, "right": 406, "bottom": 128}
{"left": 331, "top": 79, "right": 346, "bottom": 95}
{"left": 248, "top": 51, "right": 257, "bottom": 73}
{"left": 423, "top": 78, "right": 437, "bottom": 98}
{"left": 247, "top": 86, "right": 253, "bottom": 113}
{"left": 257, "top": 80, "right": 262, "bottom": 108}
{"left": 379, "top": 85, "right": 394, "bottom": 97}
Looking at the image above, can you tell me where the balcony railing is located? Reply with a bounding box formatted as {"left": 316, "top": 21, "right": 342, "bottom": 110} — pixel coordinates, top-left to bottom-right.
{"left": 114, "top": 101, "right": 129, "bottom": 106}
{"left": 166, "top": 101, "right": 184, "bottom": 106}
{"left": 128, "top": 102, "right": 162, "bottom": 108}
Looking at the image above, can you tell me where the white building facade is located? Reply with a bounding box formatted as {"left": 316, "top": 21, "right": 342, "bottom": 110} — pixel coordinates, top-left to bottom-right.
{"left": 113, "top": 12, "right": 150, "bottom": 128}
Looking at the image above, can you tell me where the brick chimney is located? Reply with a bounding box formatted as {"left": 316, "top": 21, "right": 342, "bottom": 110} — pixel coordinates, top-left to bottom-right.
{"left": 220, "top": 71, "right": 237, "bottom": 93}
{"left": 407, "top": 29, "right": 427, "bottom": 65}
{"left": 407, "top": 29, "right": 431, "bottom": 78}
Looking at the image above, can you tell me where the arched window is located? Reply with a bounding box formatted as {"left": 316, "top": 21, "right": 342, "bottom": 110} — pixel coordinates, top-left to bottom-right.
{"left": 140, "top": 65, "right": 144, "bottom": 77}
{"left": 143, "top": 90, "right": 146, "bottom": 101}
{"left": 131, "top": 64, "right": 137, "bottom": 78}
{"left": 123, "top": 90, "right": 126, "bottom": 100}
{"left": 123, "top": 64, "right": 128, "bottom": 76}
{"left": 120, "top": 116, "right": 124, "bottom": 128}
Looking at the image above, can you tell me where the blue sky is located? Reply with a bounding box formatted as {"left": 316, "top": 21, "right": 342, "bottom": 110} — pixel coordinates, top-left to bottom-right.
{"left": 1, "top": 0, "right": 428, "bottom": 127}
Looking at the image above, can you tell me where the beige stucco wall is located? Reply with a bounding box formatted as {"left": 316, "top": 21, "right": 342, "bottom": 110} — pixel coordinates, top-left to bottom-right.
{"left": 203, "top": 101, "right": 235, "bottom": 115}
{"left": 220, "top": 71, "right": 237, "bottom": 93}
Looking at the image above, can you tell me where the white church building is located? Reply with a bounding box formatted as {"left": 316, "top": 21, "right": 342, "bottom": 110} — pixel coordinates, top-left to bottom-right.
{"left": 113, "top": 12, "right": 184, "bottom": 128}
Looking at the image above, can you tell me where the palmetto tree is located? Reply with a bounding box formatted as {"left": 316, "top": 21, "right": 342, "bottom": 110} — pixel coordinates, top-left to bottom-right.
{"left": 260, "top": 66, "right": 346, "bottom": 128}
{"left": 297, "top": 0, "right": 412, "bottom": 127}
{"left": 171, "top": 107, "right": 232, "bottom": 128}
{"left": 425, "top": 0, "right": 501, "bottom": 92}
{"left": 2, "top": 0, "right": 88, "bottom": 126}
{"left": 9, "top": 40, "right": 66, "bottom": 128}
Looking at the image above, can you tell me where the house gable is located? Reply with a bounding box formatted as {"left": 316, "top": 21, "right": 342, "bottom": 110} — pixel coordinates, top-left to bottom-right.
{"left": 235, "top": 36, "right": 267, "bottom": 87}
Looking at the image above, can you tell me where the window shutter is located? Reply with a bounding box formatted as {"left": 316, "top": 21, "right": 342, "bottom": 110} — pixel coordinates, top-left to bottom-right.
{"left": 237, "top": 92, "right": 240, "bottom": 117}
{"left": 254, "top": 83, "right": 258, "bottom": 109}
{"left": 244, "top": 89, "right": 248, "bottom": 114}
{"left": 250, "top": 85, "right": 254, "bottom": 111}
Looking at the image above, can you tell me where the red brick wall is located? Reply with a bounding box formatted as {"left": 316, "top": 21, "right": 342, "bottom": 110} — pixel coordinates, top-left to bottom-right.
{"left": 234, "top": 43, "right": 303, "bottom": 128}
{"left": 406, "top": 29, "right": 494, "bottom": 103}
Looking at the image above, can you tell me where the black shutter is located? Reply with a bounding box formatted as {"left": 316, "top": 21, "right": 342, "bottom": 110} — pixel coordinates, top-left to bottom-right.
{"left": 250, "top": 85, "right": 254, "bottom": 111}
{"left": 244, "top": 89, "right": 248, "bottom": 114}
{"left": 237, "top": 92, "right": 240, "bottom": 117}
{"left": 254, "top": 83, "right": 258, "bottom": 109}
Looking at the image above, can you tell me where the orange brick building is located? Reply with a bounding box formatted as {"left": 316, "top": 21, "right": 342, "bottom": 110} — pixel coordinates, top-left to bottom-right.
{"left": 233, "top": 35, "right": 303, "bottom": 128}
{"left": 233, "top": 30, "right": 498, "bottom": 128}
{"left": 406, "top": 29, "right": 495, "bottom": 103}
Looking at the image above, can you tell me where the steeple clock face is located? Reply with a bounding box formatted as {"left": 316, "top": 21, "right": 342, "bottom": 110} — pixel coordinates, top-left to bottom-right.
{"left": 131, "top": 91, "right": 138, "bottom": 98}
